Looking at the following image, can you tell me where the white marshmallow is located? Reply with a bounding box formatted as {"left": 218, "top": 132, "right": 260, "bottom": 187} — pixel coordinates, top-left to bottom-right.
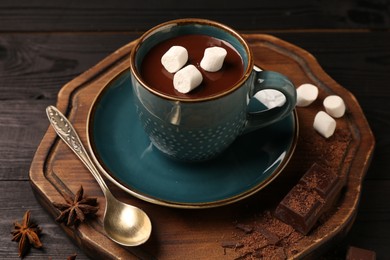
{"left": 255, "top": 89, "right": 286, "bottom": 109}
{"left": 296, "top": 83, "right": 319, "bottom": 107}
{"left": 173, "top": 65, "right": 203, "bottom": 94}
{"left": 200, "top": 47, "right": 227, "bottom": 72}
{"left": 323, "top": 95, "right": 346, "bottom": 118}
{"left": 313, "top": 111, "right": 336, "bottom": 138}
{"left": 161, "top": 46, "right": 188, "bottom": 73}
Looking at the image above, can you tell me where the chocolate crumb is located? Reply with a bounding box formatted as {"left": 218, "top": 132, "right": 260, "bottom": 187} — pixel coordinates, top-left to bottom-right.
{"left": 221, "top": 241, "right": 244, "bottom": 249}
{"left": 256, "top": 225, "right": 281, "bottom": 245}
{"left": 232, "top": 211, "right": 304, "bottom": 259}
{"left": 235, "top": 223, "right": 253, "bottom": 234}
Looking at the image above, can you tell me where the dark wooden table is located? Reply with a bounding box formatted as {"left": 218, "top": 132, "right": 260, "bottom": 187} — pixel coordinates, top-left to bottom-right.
{"left": 1, "top": 1, "right": 389, "bottom": 259}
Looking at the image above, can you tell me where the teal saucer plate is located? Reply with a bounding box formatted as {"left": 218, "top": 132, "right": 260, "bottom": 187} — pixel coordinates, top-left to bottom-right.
{"left": 87, "top": 69, "right": 298, "bottom": 208}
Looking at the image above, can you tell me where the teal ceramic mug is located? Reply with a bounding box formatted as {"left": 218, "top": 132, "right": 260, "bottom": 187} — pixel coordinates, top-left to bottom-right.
{"left": 130, "top": 18, "right": 296, "bottom": 162}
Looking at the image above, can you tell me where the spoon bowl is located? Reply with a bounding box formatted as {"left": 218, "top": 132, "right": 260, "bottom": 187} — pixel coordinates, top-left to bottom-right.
{"left": 46, "top": 105, "right": 152, "bottom": 246}
{"left": 104, "top": 191, "right": 152, "bottom": 246}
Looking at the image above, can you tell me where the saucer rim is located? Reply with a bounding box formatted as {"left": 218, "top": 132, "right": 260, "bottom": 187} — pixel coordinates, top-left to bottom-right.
{"left": 86, "top": 68, "right": 299, "bottom": 209}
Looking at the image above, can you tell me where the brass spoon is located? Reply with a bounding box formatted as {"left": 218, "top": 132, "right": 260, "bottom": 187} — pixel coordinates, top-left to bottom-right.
{"left": 46, "top": 105, "right": 152, "bottom": 246}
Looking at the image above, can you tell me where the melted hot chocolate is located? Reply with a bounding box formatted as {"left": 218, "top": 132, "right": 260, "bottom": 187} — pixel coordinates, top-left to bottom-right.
{"left": 140, "top": 34, "right": 244, "bottom": 99}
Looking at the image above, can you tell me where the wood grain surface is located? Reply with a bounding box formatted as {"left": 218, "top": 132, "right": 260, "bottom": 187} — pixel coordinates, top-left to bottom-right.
{"left": 0, "top": 0, "right": 389, "bottom": 31}
{"left": 1, "top": 1, "right": 389, "bottom": 259}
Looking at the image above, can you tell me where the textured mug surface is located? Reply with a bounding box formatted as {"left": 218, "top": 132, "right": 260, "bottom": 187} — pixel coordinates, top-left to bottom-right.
{"left": 130, "top": 19, "right": 296, "bottom": 161}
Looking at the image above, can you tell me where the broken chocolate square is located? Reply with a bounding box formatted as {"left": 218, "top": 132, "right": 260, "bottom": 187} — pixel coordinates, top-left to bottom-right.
{"left": 274, "top": 163, "right": 344, "bottom": 234}
{"left": 346, "top": 246, "right": 376, "bottom": 260}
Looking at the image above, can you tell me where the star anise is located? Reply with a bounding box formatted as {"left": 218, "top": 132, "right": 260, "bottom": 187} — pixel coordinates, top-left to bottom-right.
{"left": 11, "top": 210, "right": 43, "bottom": 257}
{"left": 52, "top": 185, "right": 99, "bottom": 226}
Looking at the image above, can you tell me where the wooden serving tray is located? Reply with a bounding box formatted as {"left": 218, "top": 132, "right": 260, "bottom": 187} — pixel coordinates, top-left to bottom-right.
{"left": 30, "top": 34, "right": 374, "bottom": 259}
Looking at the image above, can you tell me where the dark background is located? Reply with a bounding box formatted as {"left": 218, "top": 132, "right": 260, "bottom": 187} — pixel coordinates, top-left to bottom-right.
{"left": 1, "top": 1, "right": 389, "bottom": 259}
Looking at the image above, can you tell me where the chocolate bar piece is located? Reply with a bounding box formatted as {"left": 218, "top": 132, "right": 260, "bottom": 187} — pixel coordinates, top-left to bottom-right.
{"left": 274, "top": 163, "right": 344, "bottom": 234}
{"left": 346, "top": 246, "right": 376, "bottom": 260}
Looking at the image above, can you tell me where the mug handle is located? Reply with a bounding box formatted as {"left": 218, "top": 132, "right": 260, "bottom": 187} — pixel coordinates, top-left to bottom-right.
{"left": 242, "top": 70, "right": 297, "bottom": 134}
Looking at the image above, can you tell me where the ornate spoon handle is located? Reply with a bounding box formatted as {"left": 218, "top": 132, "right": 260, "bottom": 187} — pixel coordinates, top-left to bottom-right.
{"left": 46, "top": 105, "right": 109, "bottom": 193}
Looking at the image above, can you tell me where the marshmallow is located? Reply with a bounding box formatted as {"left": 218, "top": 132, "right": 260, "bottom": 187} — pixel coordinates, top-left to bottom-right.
{"left": 313, "top": 111, "right": 336, "bottom": 138}
{"left": 173, "top": 65, "right": 203, "bottom": 93}
{"left": 200, "top": 47, "right": 227, "bottom": 72}
{"left": 255, "top": 89, "right": 286, "bottom": 109}
{"left": 296, "top": 83, "right": 319, "bottom": 107}
{"left": 161, "top": 46, "right": 188, "bottom": 73}
{"left": 323, "top": 95, "right": 346, "bottom": 118}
